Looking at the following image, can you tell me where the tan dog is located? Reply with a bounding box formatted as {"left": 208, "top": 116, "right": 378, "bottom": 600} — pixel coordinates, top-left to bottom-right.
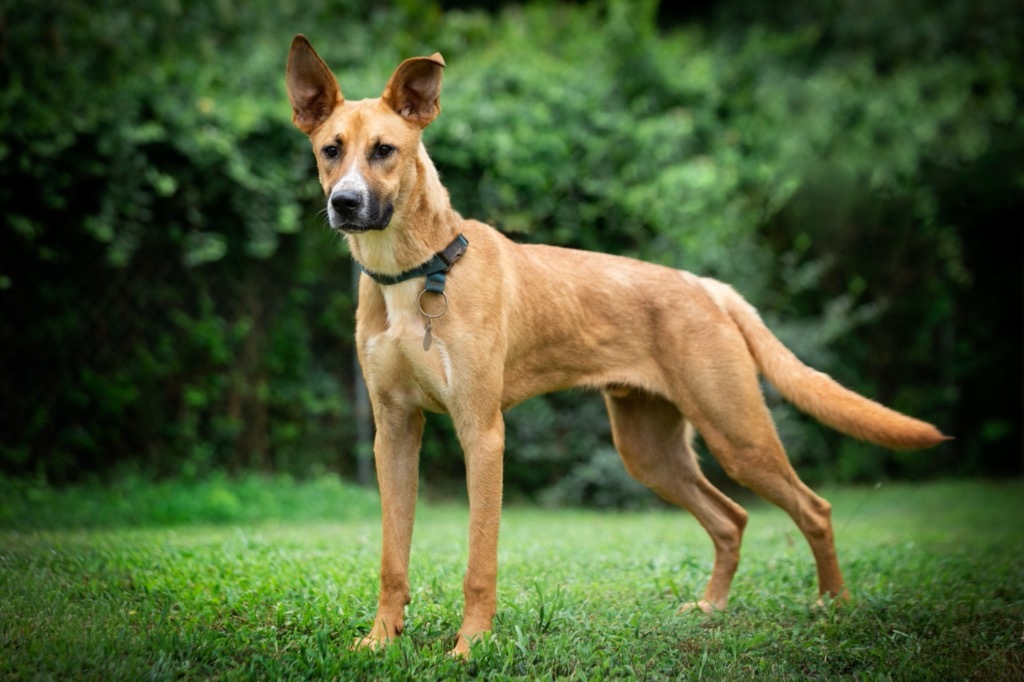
{"left": 286, "top": 35, "right": 947, "bottom": 657}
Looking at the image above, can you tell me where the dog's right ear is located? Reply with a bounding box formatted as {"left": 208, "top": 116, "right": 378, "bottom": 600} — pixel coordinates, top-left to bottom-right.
{"left": 286, "top": 35, "right": 343, "bottom": 135}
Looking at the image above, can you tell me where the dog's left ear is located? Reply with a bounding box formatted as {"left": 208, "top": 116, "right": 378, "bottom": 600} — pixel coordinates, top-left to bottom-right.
{"left": 381, "top": 53, "right": 446, "bottom": 128}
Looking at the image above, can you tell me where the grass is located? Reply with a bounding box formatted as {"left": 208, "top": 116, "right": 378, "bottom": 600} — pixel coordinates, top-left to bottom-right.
{"left": 1, "top": 477, "right": 1022, "bottom": 680}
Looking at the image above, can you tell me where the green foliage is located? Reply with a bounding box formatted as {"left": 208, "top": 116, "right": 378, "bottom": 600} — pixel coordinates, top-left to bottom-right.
{"left": 1, "top": 0, "right": 365, "bottom": 480}
{"left": 424, "top": 0, "right": 1019, "bottom": 496}
{"left": 1, "top": 481, "right": 1021, "bottom": 678}
{"left": 0, "top": 0, "right": 1019, "bottom": 493}
{"left": 0, "top": 472, "right": 378, "bottom": 529}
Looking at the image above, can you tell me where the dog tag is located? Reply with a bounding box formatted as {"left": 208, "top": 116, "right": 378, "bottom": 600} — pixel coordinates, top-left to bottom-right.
{"left": 423, "top": 321, "right": 432, "bottom": 351}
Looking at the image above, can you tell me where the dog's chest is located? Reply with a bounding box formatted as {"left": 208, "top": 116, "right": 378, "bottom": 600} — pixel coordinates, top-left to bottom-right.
{"left": 380, "top": 281, "right": 426, "bottom": 335}
{"left": 363, "top": 280, "right": 454, "bottom": 409}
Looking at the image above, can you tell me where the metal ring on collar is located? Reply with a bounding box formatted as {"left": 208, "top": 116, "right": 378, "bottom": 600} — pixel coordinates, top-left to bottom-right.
{"left": 417, "top": 289, "right": 449, "bottom": 319}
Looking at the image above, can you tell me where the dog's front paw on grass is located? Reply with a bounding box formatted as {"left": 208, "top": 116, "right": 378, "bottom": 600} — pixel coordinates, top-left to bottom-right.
{"left": 350, "top": 615, "right": 404, "bottom": 652}
{"left": 677, "top": 598, "right": 724, "bottom": 615}
{"left": 449, "top": 638, "right": 472, "bottom": 659}
{"left": 449, "top": 629, "right": 491, "bottom": 659}
{"left": 350, "top": 635, "right": 387, "bottom": 652}
{"left": 350, "top": 628, "right": 398, "bottom": 652}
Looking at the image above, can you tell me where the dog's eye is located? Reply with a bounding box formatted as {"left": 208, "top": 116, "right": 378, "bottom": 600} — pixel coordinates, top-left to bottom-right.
{"left": 373, "top": 143, "right": 396, "bottom": 160}
{"left": 322, "top": 145, "right": 340, "bottom": 159}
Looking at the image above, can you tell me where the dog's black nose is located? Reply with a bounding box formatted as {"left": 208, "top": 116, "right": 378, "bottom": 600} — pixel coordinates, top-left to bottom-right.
{"left": 331, "top": 190, "right": 362, "bottom": 215}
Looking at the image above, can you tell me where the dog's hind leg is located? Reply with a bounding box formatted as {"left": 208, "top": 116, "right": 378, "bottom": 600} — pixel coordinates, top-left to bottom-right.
{"left": 678, "top": 350, "right": 848, "bottom": 603}
{"left": 605, "top": 389, "right": 749, "bottom": 612}
{"left": 699, "top": 420, "right": 848, "bottom": 603}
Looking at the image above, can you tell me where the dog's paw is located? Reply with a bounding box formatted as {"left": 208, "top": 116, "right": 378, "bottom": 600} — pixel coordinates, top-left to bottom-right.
{"left": 449, "top": 639, "right": 472, "bottom": 659}
{"left": 677, "top": 599, "right": 722, "bottom": 615}
{"left": 813, "top": 588, "right": 851, "bottom": 610}
{"left": 350, "top": 635, "right": 388, "bottom": 652}
{"left": 448, "top": 630, "right": 491, "bottom": 659}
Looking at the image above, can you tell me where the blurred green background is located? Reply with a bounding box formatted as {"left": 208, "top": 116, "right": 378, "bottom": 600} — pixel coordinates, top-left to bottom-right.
{"left": 1, "top": 0, "right": 1020, "bottom": 504}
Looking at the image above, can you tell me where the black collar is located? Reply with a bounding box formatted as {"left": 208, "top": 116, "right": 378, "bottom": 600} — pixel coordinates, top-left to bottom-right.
{"left": 359, "top": 233, "right": 469, "bottom": 294}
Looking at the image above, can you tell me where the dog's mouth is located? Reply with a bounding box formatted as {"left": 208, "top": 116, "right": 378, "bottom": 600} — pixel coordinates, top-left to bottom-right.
{"left": 327, "top": 198, "right": 394, "bottom": 234}
{"left": 333, "top": 221, "right": 389, "bottom": 234}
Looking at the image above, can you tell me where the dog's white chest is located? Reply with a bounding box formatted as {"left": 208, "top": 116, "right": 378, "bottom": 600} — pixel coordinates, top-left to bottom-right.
{"left": 362, "top": 280, "right": 454, "bottom": 408}
{"left": 381, "top": 280, "right": 425, "bottom": 335}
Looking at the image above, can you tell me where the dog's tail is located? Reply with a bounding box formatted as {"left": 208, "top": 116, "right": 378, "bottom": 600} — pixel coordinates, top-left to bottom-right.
{"left": 699, "top": 277, "right": 949, "bottom": 450}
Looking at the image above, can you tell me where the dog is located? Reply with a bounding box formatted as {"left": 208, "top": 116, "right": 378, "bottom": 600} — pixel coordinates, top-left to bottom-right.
{"left": 285, "top": 35, "right": 947, "bottom": 657}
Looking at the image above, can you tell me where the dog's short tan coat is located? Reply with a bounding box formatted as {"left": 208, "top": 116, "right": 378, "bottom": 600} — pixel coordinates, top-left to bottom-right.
{"left": 286, "top": 36, "right": 947, "bottom": 657}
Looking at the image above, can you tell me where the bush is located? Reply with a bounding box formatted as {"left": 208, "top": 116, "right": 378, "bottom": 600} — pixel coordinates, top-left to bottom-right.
{"left": 1, "top": 0, "right": 1018, "bottom": 498}
{"left": 0, "top": 472, "right": 379, "bottom": 529}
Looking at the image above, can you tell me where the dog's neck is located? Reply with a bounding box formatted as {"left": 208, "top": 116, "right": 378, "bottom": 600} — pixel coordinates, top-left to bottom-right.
{"left": 346, "top": 143, "right": 461, "bottom": 276}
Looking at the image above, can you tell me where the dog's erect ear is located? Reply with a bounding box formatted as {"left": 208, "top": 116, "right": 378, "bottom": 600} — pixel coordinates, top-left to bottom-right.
{"left": 286, "top": 35, "right": 343, "bottom": 135}
{"left": 381, "top": 53, "right": 446, "bottom": 128}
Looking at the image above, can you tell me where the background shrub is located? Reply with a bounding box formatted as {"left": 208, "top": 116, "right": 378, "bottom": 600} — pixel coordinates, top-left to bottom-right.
{"left": 1, "top": 0, "right": 1019, "bottom": 504}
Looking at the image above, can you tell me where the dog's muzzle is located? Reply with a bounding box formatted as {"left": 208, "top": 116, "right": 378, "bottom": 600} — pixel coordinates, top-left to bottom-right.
{"left": 328, "top": 189, "right": 394, "bottom": 233}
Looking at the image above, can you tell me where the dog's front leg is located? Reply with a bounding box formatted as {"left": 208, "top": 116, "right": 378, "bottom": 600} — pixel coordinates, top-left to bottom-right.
{"left": 354, "top": 406, "right": 425, "bottom": 651}
{"left": 451, "top": 408, "right": 505, "bottom": 658}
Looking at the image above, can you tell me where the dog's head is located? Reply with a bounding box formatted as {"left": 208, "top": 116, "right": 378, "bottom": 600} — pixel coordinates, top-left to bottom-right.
{"left": 286, "top": 35, "right": 445, "bottom": 234}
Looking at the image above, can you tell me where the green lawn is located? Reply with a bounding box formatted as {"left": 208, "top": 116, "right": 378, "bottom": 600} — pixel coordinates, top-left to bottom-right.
{"left": 2, "top": 479, "right": 1022, "bottom": 680}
